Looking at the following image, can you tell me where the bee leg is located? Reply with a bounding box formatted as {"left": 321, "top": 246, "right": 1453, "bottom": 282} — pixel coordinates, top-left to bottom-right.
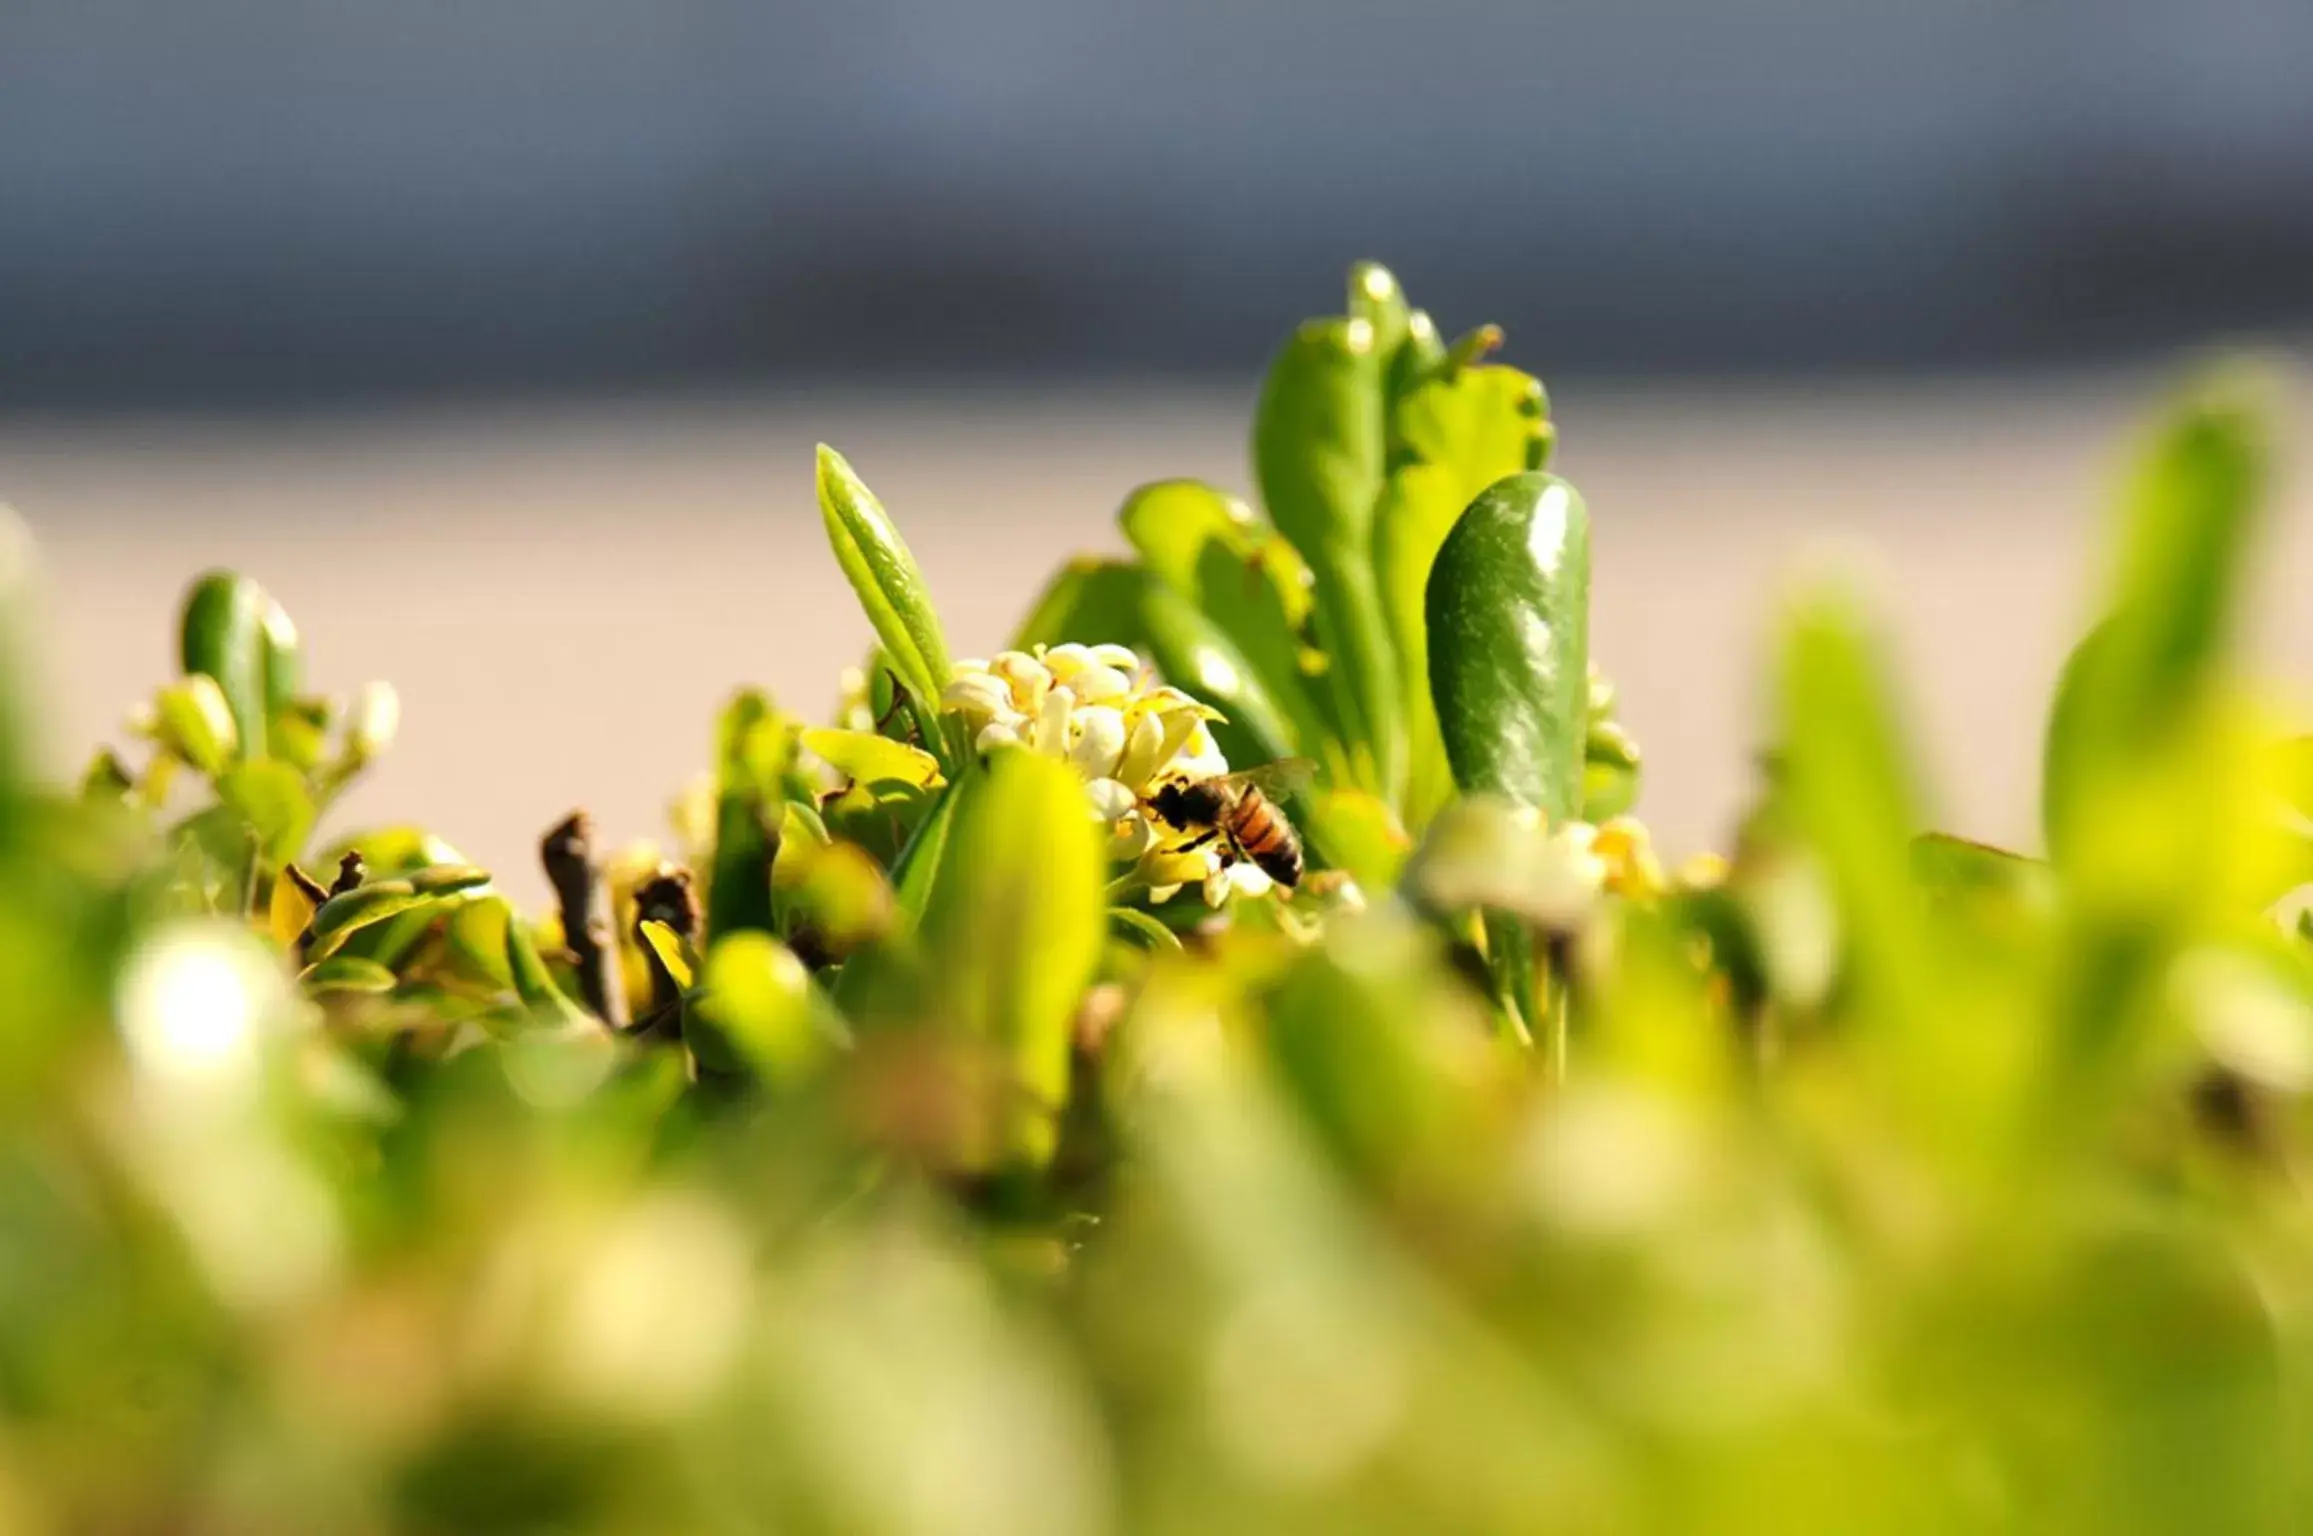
{"left": 1174, "top": 829, "right": 1220, "bottom": 854}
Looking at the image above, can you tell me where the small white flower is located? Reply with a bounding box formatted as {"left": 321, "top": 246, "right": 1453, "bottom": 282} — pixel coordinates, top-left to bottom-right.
{"left": 1086, "top": 643, "right": 1142, "bottom": 672}
{"left": 1069, "top": 705, "right": 1128, "bottom": 780}
{"left": 942, "top": 672, "right": 1014, "bottom": 723}
{"left": 1034, "top": 684, "right": 1076, "bottom": 756}
{"left": 1084, "top": 777, "right": 1138, "bottom": 822}
{"left": 938, "top": 646, "right": 1247, "bottom": 904}
{"left": 1070, "top": 664, "right": 1132, "bottom": 705}
{"left": 1207, "top": 861, "right": 1275, "bottom": 907}
{"left": 993, "top": 651, "right": 1053, "bottom": 712}
{"left": 1041, "top": 643, "right": 1098, "bottom": 680}
{"left": 1527, "top": 823, "right": 1608, "bottom": 932}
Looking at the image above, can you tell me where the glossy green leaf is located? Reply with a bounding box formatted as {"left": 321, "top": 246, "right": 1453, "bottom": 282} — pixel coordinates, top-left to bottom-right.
{"left": 179, "top": 571, "right": 273, "bottom": 760}
{"left": 918, "top": 748, "right": 1105, "bottom": 1171}
{"left": 304, "top": 880, "right": 451, "bottom": 960}
{"left": 1255, "top": 314, "right": 1402, "bottom": 797}
{"left": 1118, "top": 479, "right": 1325, "bottom": 749}
{"left": 298, "top": 954, "right": 398, "bottom": 994}
{"left": 1425, "top": 473, "right": 1591, "bottom": 824}
{"left": 1377, "top": 364, "right": 1553, "bottom": 828}
{"left": 406, "top": 864, "right": 490, "bottom": 898}
{"left": 816, "top": 445, "right": 954, "bottom": 743}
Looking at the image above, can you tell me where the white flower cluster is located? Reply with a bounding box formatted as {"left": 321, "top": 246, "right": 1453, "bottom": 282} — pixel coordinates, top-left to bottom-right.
{"left": 1413, "top": 802, "right": 1667, "bottom": 933}
{"left": 941, "top": 644, "right": 1260, "bottom": 905}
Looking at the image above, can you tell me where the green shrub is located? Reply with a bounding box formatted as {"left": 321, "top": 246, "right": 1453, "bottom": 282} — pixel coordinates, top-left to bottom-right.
{"left": 0, "top": 267, "right": 2306, "bottom": 1533}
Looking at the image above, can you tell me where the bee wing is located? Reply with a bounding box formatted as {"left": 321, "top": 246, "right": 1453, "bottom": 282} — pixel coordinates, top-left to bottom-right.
{"left": 1221, "top": 757, "right": 1318, "bottom": 796}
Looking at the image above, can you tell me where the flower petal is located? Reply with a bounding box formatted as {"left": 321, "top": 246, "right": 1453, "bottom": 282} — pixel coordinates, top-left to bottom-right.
{"left": 1070, "top": 705, "right": 1127, "bottom": 780}
{"left": 1070, "top": 664, "right": 1131, "bottom": 705}
{"left": 1084, "top": 776, "right": 1138, "bottom": 823}
{"left": 993, "top": 651, "right": 1053, "bottom": 713}
{"left": 1115, "top": 709, "right": 1169, "bottom": 789}
{"left": 1042, "top": 643, "right": 1096, "bottom": 680}
{"left": 942, "top": 673, "right": 1013, "bottom": 722}
{"left": 1034, "top": 684, "right": 1076, "bottom": 757}
{"left": 1086, "top": 643, "right": 1142, "bottom": 673}
{"left": 1226, "top": 861, "right": 1275, "bottom": 899}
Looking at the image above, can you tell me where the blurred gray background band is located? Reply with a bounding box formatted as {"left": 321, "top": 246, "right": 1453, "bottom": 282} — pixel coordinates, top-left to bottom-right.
{"left": 6, "top": 0, "right": 2312, "bottom": 408}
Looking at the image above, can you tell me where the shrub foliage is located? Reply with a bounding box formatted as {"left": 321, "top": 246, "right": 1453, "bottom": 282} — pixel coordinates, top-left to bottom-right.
{"left": 0, "top": 267, "right": 2307, "bottom": 1532}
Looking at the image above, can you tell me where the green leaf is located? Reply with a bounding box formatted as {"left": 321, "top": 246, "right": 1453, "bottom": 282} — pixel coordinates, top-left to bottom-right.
{"left": 504, "top": 914, "right": 590, "bottom": 1026}
{"left": 708, "top": 690, "right": 792, "bottom": 945}
{"left": 1425, "top": 473, "right": 1591, "bottom": 824}
{"left": 217, "top": 759, "right": 316, "bottom": 865}
{"left": 1255, "top": 315, "right": 1402, "bottom": 798}
{"left": 1118, "top": 479, "right": 1326, "bottom": 748}
{"left": 444, "top": 895, "right": 516, "bottom": 991}
{"left": 299, "top": 954, "right": 398, "bottom": 994}
{"left": 1776, "top": 588, "right": 1937, "bottom": 1044}
{"left": 259, "top": 594, "right": 301, "bottom": 725}
{"left": 304, "top": 880, "right": 451, "bottom": 960}
{"left": 153, "top": 676, "right": 239, "bottom": 779}
{"left": 1376, "top": 364, "right": 1553, "bottom": 829}
{"left": 800, "top": 726, "right": 943, "bottom": 790}
{"left": 2044, "top": 377, "right": 2269, "bottom": 862}
{"left": 816, "top": 445, "right": 955, "bottom": 749}
{"left": 687, "top": 931, "right": 838, "bottom": 1085}
{"left": 179, "top": 571, "right": 274, "bottom": 760}
{"left": 406, "top": 864, "right": 490, "bottom": 898}
{"left": 1107, "top": 905, "right": 1183, "bottom": 952}
{"left": 889, "top": 774, "right": 964, "bottom": 923}
{"left": 918, "top": 748, "right": 1105, "bottom": 1171}
{"left": 1298, "top": 788, "right": 1410, "bottom": 894}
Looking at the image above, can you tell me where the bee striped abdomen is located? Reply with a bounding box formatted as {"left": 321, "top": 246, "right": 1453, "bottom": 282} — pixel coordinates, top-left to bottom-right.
{"left": 1224, "top": 791, "right": 1303, "bottom": 888}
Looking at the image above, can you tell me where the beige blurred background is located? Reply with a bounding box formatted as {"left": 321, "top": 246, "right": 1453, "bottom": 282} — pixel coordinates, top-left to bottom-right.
{"left": 6, "top": 374, "right": 2306, "bottom": 902}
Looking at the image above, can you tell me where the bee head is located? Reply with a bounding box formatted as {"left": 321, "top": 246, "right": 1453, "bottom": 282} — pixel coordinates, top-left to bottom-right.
{"left": 1150, "top": 778, "right": 1225, "bottom": 828}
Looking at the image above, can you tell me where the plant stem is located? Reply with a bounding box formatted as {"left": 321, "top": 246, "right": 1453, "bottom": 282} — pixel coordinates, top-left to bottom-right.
{"left": 541, "top": 810, "right": 628, "bottom": 1029}
{"left": 633, "top": 866, "right": 699, "bottom": 1041}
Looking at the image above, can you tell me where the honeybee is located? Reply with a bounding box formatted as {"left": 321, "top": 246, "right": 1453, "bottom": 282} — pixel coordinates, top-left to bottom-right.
{"left": 1147, "top": 759, "right": 1314, "bottom": 890}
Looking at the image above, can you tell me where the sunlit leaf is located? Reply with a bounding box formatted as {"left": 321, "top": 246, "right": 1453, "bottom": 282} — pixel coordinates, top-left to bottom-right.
{"left": 917, "top": 749, "right": 1105, "bottom": 1171}
{"left": 817, "top": 445, "right": 955, "bottom": 756}
{"left": 1255, "top": 310, "right": 1402, "bottom": 797}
